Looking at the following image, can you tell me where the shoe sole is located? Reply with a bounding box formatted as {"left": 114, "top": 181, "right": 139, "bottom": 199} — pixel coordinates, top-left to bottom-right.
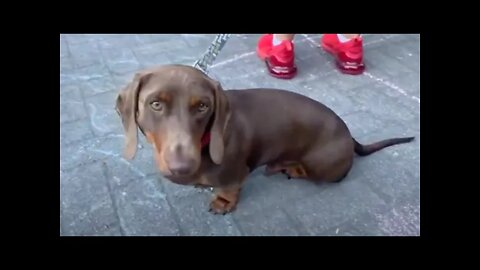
{"left": 258, "top": 46, "right": 297, "bottom": 79}
{"left": 321, "top": 41, "right": 365, "bottom": 75}
{"left": 268, "top": 70, "right": 297, "bottom": 79}
{"left": 264, "top": 60, "right": 297, "bottom": 79}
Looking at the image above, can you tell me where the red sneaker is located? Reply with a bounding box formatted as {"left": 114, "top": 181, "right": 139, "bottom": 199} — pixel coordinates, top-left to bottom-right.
{"left": 321, "top": 34, "right": 365, "bottom": 75}
{"left": 256, "top": 34, "right": 297, "bottom": 79}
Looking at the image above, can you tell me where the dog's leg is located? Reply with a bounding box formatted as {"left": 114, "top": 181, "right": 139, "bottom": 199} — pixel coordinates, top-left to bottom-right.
{"left": 264, "top": 163, "right": 284, "bottom": 176}
{"left": 265, "top": 161, "right": 302, "bottom": 179}
{"left": 284, "top": 164, "right": 308, "bottom": 179}
{"left": 207, "top": 164, "right": 249, "bottom": 214}
{"left": 301, "top": 141, "right": 354, "bottom": 183}
{"left": 209, "top": 185, "right": 242, "bottom": 215}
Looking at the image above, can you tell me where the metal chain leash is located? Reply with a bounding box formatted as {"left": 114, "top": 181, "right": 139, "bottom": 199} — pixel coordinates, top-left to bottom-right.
{"left": 193, "top": 34, "right": 232, "bottom": 74}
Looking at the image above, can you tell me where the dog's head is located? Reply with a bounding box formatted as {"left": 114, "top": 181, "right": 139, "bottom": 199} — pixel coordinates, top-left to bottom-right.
{"left": 115, "top": 65, "right": 230, "bottom": 183}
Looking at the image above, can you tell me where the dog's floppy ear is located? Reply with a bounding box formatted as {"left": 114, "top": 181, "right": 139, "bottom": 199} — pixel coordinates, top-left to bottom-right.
{"left": 115, "top": 72, "right": 151, "bottom": 160}
{"left": 208, "top": 79, "right": 230, "bottom": 165}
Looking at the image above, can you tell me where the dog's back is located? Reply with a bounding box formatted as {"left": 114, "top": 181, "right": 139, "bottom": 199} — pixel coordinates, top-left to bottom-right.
{"left": 225, "top": 88, "right": 352, "bottom": 168}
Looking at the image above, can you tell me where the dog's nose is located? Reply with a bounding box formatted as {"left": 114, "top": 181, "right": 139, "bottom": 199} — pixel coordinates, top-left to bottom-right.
{"left": 167, "top": 158, "right": 195, "bottom": 176}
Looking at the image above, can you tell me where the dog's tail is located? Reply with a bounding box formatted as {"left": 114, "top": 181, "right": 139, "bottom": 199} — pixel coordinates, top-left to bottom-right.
{"left": 353, "top": 137, "right": 415, "bottom": 156}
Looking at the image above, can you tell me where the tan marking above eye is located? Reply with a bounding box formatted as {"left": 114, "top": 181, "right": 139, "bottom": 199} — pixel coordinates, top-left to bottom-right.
{"left": 190, "top": 97, "right": 209, "bottom": 112}
{"left": 158, "top": 92, "right": 171, "bottom": 103}
{"left": 189, "top": 97, "right": 201, "bottom": 107}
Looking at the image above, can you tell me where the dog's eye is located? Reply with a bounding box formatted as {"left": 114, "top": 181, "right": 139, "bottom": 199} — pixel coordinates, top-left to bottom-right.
{"left": 198, "top": 103, "right": 208, "bottom": 112}
{"left": 151, "top": 101, "right": 163, "bottom": 111}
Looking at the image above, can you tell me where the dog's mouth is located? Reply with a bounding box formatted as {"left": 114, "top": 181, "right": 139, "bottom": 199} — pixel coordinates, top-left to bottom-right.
{"left": 162, "top": 173, "right": 197, "bottom": 185}
{"left": 159, "top": 155, "right": 200, "bottom": 179}
{"left": 151, "top": 117, "right": 213, "bottom": 183}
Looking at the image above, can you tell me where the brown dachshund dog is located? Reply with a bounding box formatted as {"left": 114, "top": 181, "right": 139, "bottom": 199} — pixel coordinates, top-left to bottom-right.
{"left": 115, "top": 64, "right": 414, "bottom": 214}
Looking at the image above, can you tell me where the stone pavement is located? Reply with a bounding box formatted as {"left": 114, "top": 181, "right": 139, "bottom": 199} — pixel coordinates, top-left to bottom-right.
{"left": 60, "top": 34, "right": 420, "bottom": 236}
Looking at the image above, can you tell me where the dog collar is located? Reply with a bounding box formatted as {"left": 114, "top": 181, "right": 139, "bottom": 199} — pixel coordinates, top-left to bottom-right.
{"left": 201, "top": 132, "right": 211, "bottom": 148}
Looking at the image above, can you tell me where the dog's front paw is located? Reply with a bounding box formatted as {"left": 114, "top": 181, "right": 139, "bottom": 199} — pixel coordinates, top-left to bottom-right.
{"left": 208, "top": 196, "right": 237, "bottom": 215}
